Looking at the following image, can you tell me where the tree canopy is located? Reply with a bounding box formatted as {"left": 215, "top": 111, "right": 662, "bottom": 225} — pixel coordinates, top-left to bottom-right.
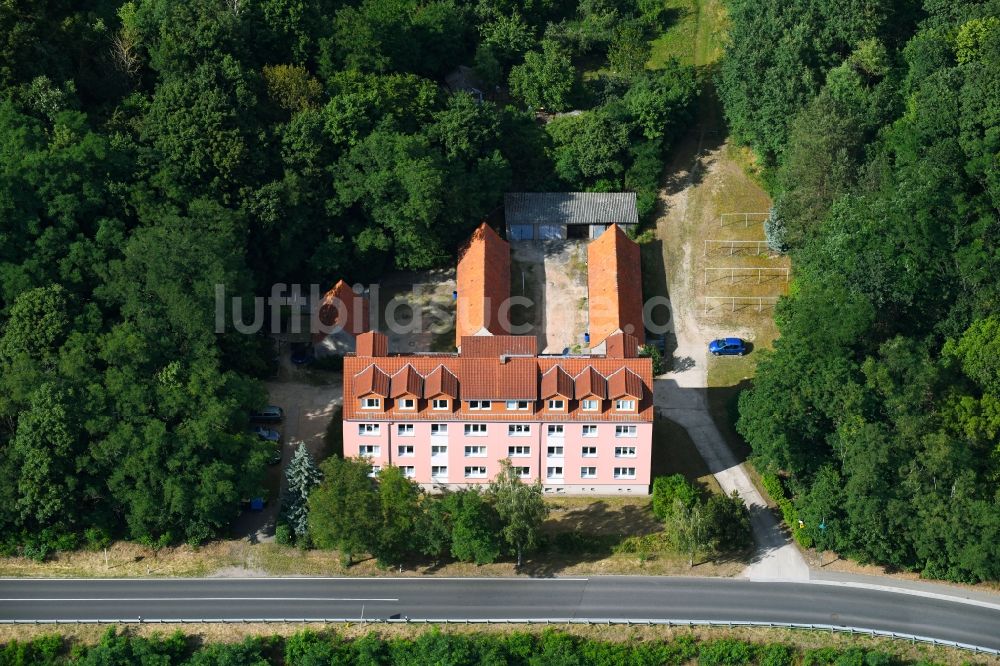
{"left": 727, "top": 0, "right": 1000, "bottom": 582}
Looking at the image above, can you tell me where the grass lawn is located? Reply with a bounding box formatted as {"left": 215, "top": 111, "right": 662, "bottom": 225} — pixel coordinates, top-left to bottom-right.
{"left": 647, "top": 0, "right": 728, "bottom": 69}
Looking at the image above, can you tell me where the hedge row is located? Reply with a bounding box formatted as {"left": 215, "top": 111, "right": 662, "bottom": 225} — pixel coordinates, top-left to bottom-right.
{"left": 0, "top": 628, "right": 939, "bottom": 666}
{"left": 760, "top": 473, "right": 813, "bottom": 549}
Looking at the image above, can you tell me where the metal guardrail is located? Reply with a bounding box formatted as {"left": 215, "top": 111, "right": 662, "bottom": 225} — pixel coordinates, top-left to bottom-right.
{"left": 1, "top": 618, "right": 996, "bottom": 655}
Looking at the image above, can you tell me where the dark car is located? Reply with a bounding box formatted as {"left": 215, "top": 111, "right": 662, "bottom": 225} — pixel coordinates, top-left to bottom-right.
{"left": 290, "top": 343, "right": 314, "bottom": 365}
{"left": 251, "top": 425, "right": 280, "bottom": 441}
{"left": 268, "top": 443, "right": 283, "bottom": 466}
{"left": 709, "top": 337, "right": 747, "bottom": 356}
{"left": 250, "top": 405, "right": 284, "bottom": 423}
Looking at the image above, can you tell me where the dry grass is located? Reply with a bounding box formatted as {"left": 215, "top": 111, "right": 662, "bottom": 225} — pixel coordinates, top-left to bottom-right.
{"left": 0, "top": 624, "right": 987, "bottom": 665}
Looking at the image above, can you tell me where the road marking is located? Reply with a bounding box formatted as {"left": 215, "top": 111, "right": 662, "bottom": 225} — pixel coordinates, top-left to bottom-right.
{"left": 2, "top": 597, "right": 398, "bottom": 602}
{"left": 0, "top": 577, "right": 590, "bottom": 582}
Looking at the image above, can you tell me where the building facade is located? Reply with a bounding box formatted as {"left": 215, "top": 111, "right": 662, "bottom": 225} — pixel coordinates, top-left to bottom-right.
{"left": 343, "top": 332, "right": 653, "bottom": 494}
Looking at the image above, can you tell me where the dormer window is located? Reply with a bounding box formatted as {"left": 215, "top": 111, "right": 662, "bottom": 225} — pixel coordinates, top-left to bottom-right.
{"left": 615, "top": 399, "right": 636, "bottom": 412}
{"left": 432, "top": 398, "right": 449, "bottom": 410}
{"left": 399, "top": 398, "right": 416, "bottom": 410}
{"left": 362, "top": 397, "right": 381, "bottom": 409}
{"left": 547, "top": 399, "right": 565, "bottom": 411}
{"left": 506, "top": 400, "right": 529, "bottom": 410}
{"left": 469, "top": 400, "right": 492, "bottom": 410}
{"left": 581, "top": 399, "right": 599, "bottom": 411}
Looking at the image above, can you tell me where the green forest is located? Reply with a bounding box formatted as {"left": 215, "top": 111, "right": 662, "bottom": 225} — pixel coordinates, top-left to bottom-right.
{"left": 723, "top": 0, "right": 1000, "bottom": 581}
{"left": 0, "top": 1, "right": 696, "bottom": 554}
{"left": 0, "top": 628, "right": 951, "bottom": 665}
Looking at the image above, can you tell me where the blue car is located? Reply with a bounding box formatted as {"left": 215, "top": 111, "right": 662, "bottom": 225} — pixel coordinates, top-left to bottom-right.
{"left": 709, "top": 338, "right": 747, "bottom": 356}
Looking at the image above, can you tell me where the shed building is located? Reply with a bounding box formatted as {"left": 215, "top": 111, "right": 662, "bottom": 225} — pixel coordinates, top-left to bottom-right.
{"left": 504, "top": 192, "right": 639, "bottom": 241}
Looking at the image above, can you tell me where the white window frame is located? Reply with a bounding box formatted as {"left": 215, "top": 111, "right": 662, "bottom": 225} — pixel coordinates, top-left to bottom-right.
{"left": 547, "top": 399, "right": 565, "bottom": 411}
{"left": 581, "top": 399, "right": 599, "bottom": 411}
{"left": 506, "top": 400, "right": 529, "bottom": 411}
{"left": 397, "top": 423, "right": 414, "bottom": 437}
{"left": 582, "top": 424, "right": 598, "bottom": 437}
{"left": 464, "top": 466, "right": 487, "bottom": 479}
{"left": 507, "top": 445, "right": 530, "bottom": 458}
{"left": 615, "top": 425, "right": 637, "bottom": 438}
{"left": 432, "top": 398, "right": 449, "bottom": 410}
{"left": 580, "top": 466, "right": 597, "bottom": 479}
{"left": 359, "top": 445, "right": 380, "bottom": 457}
{"left": 361, "top": 397, "right": 381, "bottom": 409}
{"left": 430, "top": 423, "right": 448, "bottom": 435}
{"left": 581, "top": 446, "right": 597, "bottom": 457}
{"left": 613, "top": 467, "right": 636, "bottom": 479}
{"left": 397, "top": 444, "right": 415, "bottom": 457}
{"left": 468, "top": 400, "right": 492, "bottom": 410}
{"left": 369, "top": 464, "right": 382, "bottom": 477}
{"left": 547, "top": 424, "right": 564, "bottom": 437}
{"left": 615, "top": 399, "right": 636, "bottom": 412}
{"left": 402, "top": 466, "right": 416, "bottom": 478}
{"left": 465, "top": 445, "right": 487, "bottom": 457}
{"left": 431, "top": 444, "right": 448, "bottom": 456}
{"left": 546, "top": 466, "right": 564, "bottom": 479}
{"left": 615, "top": 446, "right": 637, "bottom": 458}
{"left": 398, "top": 398, "right": 416, "bottom": 410}
{"left": 508, "top": 424, "right": 530, "bottom": 437}
{"left": 514, "top": 466, "right": 531, "bottom": 479}
{"left": 465, "top": 423, "right": 487, "bottom": 436}
{"left": 547, "top": 445, "right": 564, "bottom": 457}
{"left": 431, "top": 465, "right": 448, "bottom": 478}
{"left": 358, "top": 423, "right": 380, "bottom": 436}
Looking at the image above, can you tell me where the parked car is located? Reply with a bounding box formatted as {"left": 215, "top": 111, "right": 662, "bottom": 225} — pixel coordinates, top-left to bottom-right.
{"left": 268, "top": 443, "right": 283, "bottom": 466}
{"left": 290, "top": 342, "right": 314, "bottom": 365}
{"left": 709, "top": 337, "right": 747, "bottom": 356}
{"left": 250, "top": 405, "right": 284, "bottom": 423}
{"left": 251, "top": 425, "right": 280, "bottom": 441}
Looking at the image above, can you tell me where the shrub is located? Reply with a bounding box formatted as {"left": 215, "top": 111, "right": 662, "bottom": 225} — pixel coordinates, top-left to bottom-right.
{"left": 698, "top": 638, "right": 756, "bottom": 666}
{"left": 275, "top": 523, "right": 294, "bottom": 546}
{"left": 758, "top": 643, "right": 796, "bottom": 666}
{"left": 640, "top": 343, "right": 665, "bottom": 375}
{"left": 83, "top": 527, "right": 112, "bottom": 552}
{"left": 703, "top": 491, "right": 753, "bottom": 553}
{"left": 651, "top": 474, "right": 700, "bottom": 520}
{"left": 761, "top": 473, "right": 813, "bottom": 548}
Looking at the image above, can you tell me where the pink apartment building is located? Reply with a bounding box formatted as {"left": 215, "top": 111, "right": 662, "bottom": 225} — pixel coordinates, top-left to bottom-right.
{"left": 341, "top": 222, "right": 655, "bottom": 494}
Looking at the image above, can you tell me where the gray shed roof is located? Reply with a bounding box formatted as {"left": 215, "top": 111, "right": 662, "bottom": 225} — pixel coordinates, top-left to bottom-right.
{"left": 504, "top": 192, "right": 639, "bottom": 226}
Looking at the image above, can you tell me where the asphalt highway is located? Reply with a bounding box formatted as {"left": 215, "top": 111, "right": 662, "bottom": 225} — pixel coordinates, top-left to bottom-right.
{"left": 2, "top": 577, "right": 998, "bottom": 650}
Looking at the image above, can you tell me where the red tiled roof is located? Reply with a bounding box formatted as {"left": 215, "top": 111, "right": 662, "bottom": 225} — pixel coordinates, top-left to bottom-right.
{"left": 354, "top": 364, "right": 390, "bottom": 397}
{"left": 540, "top": 366, "right": 574, "bottom": 399}
{"left": 607, "top": 367, "right": 644, "bottom": 399}
{"left": 588, "top": 225, "right": 644, "bottom": 347}
{"left": 574, "top": 366, "right": 608, "bottom": 399}
{"left": 317, "top": 280, "right": 369, "bottom": 337}
{"left": 425, "top": 365, "right": 459, "bottom": 399}
{"left": 605, "top": 331, "right": 640, "bottom": 358}
{"left": 456, "top": 223, "right": 510, "bottom": 346}
{"left": 389, "top": 364, "right": 424, "bottom": 398}
{"left": 460, "top": 335, "right": 537, "bottom": 358}
{"left": 460, "top": 356, "right": 538, "bottom": 400}
{"left": 343, "top": 354, "right": 652, "bottom": 422}
{"left": 356, "top": 331, "right": 388, "bottom": 357}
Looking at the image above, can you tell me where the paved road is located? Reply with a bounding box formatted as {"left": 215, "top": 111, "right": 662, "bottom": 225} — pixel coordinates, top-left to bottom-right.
{"left": 2, "top": 577, "right": 998, "bottom": 649}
